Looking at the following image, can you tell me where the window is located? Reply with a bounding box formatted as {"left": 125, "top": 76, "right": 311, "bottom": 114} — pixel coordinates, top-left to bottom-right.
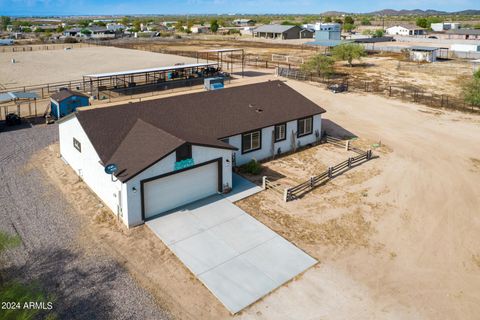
{"left": 176, "top": 143, "right": 192, "bottom": 162}
{"left": 73, "top": 137, "right": 81, "bottom": 152}
{"left": 242, "top": 130, "right": 261, "bottom": 153}
{"left": 274, "top": 123, "right": 286, "bottom": 142}
{"left": 297, "top": 117, "right": 313, "bottom": 137}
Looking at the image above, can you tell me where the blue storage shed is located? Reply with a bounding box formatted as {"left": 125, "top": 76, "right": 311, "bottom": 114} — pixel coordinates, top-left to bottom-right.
{"left": 50, "top": 89, "right": 89, "bottom": 119}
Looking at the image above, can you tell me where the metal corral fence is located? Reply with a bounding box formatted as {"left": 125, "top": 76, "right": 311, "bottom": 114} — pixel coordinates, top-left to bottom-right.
{"left": 276, "top": 67, "right": 480, "bottom": 114}
{"left": 0, "top": 42, "right": 97, "bottom": 53}
{"left": 360, "top": 43, "right": 480, "bottom": 60}
{"left": 262, "top": 135, "right": 373, "bottom": 202}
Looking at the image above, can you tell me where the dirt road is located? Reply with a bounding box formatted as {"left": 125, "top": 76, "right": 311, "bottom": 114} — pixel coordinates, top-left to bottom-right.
{"left": 236, "top": 80, "right": 480, "bottom": 319}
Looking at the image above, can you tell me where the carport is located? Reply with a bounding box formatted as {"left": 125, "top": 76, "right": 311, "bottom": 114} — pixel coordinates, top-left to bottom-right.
{"left": 146, "top": 175, "right": 317, "bottom": 313}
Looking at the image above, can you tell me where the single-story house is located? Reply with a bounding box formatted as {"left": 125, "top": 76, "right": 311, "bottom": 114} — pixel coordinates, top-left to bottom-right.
{"left": 233, "top": 19, "right": 255, "bottom": 27}
{"left": 58, "top": 81, "right": 325, "bottom": 227}
{"left": 50, "top": 89, "right": 89, "bottom": 119}
{"left": 386, "top": 25, "right": 426, "bottom": 36}
{"left": 190, "top": 25, "right": 210, "bottom": 34}
{"left": 444, "top": 29, "right": 480, "bottom": 40}
{"left": 253, "top": 24, "right": 314, "bottom": 39}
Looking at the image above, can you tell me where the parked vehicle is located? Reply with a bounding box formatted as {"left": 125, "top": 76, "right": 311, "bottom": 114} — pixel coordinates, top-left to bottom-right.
{"left": 328, "top": 83, "right": 348, "bottom": 93}
{"left": 5, "top": 113, "right": 21, "bottom": 126}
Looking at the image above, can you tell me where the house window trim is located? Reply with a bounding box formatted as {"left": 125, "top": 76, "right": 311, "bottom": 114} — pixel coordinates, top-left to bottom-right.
{"left": 73, "top": 137, "right": 81, "bottom": 152}
{"left": 274, "top": 123, "right": 287, "bottom": 143}
{"left": 241, "top": 130, "right": 262, "bottom": 154}
{"left": 176, "top": 143, "right": 192, "bottom": 162}
{"left": 297, "top": 116, "right": 313, "bottom": 138}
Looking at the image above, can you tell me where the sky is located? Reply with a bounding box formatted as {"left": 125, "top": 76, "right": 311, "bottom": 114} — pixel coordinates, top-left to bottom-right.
{"left": 0, "top": 0, "right": 479, "bottom": 16}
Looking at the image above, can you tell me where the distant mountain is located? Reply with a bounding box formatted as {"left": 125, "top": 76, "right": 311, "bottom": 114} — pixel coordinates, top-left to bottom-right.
{"left": 320, "top": 9, "right": 480, "bottom": 16}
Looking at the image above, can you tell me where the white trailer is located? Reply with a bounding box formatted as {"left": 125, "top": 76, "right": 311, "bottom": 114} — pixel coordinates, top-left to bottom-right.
{"left": 451, "top": 44, "right": 480, "bottom": 52}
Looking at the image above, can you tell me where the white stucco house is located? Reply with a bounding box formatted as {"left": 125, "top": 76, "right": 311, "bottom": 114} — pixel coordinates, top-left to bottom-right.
{"left": 386, "top": 25, "right": 426, "bottom": 36}
{"left": 58, "top": 81, "right": 326, "bottom": 227}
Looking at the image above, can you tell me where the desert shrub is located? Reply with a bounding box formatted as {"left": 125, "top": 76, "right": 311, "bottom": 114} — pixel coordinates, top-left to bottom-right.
{"left": 63, "top": 37, "right": 78, "bottom": 43}
{"left": 241, "top": 159, "right": 263, "bottom": 175}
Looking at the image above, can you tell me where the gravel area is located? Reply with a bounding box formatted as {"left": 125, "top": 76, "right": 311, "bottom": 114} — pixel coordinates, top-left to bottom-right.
{"left": 0, "top": 122, "right": 170, "bottom": 320}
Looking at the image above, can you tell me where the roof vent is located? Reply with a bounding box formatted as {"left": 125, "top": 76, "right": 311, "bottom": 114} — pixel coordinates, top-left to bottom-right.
{"left": 248, "top": 103, "right": 255, "bottom": 108}
{"left": 256, "top": 108, "right": 263, "bottom": 113}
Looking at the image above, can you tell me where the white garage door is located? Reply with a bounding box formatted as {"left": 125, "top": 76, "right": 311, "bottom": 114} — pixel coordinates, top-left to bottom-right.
{"left": 143, "top": 161, "right": 219, "bottom": 219}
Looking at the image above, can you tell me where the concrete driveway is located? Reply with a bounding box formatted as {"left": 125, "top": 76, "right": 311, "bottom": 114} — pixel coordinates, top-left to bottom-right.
{"left": 146, "top": 175, "right": 317, "bottom": 314}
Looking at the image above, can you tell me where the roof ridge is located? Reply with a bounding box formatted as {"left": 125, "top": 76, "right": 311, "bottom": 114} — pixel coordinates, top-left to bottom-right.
{"left": 106, "top": 118, "right": 185, "bottom": 166}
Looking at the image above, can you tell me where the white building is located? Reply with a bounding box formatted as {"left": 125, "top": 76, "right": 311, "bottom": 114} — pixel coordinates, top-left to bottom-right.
{"left": 431, "top": 22, "right": 461, "bottom": 32}
{"left": 386, "top": 25, "right": 425, "bottom": 36}
{"left": 106, "top": 23, "right": 125, "bottom": 32}
{"left": 451, "top": 44, "right": 480, "bottom": 52}
{"left": 409, "top": 46, "right": 438, "bottom": 62}
{"left": 58, "top": 81, "right": 325, "bottom": 228}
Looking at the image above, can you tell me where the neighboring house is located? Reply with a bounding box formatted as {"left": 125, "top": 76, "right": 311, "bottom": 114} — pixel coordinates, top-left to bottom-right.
{"left": 233, "top": 19, "right": 255, "bottom": 27}
{"left": 430, "top": 22, "right": 461, "bottom": 32}
{"left": 386, "top": 25, "right": 426, "bottom": 36}
{"left": 58, "top": 81, "right": 325, "bottom": 227}
{"left": 253, "top": 24, "right": 314, "bottom": 39}
{"left": 314, "top": 23, "right": 341, "bottom": 41}
{"left": 409, "top": 46, "right": 438, "bottom": 63}
{"left": 106, "top": 23, "right": 125, "bottom": 32}
{"left": 190, "top": 25, "right": 210, "bottom": 34}
{"left": 87, "top": 26, "right": 116, "bottom": 39}
{"left": 443, "top": 29, "right": 480, "bottom": 40}
{"left": 64, "top": 27, "right": 82, "bottom": 37}
{"left": 50, "top": 89, "right": 89, "bottom": 119}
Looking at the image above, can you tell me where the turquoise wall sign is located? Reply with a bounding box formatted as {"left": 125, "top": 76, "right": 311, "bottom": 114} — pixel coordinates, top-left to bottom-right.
{"left": 174, "top": 158, "right": 194, "bottom": 171}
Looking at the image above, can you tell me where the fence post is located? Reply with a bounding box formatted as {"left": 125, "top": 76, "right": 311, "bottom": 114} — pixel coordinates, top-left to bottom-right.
{"left": 328, "top": 166, "right": 333, "bottom": 178}
{"left": 345, "top": 140, "right": 350, "bottom": 151}
{"left": 283, "top": 188, "right": 289, "bottom": 202}
{"left": 310, "top": 176, "right": 315, "bottom": 188}
{"left": 348, "top": 157, "right": 352, "bottom": 168}
{"left": 262, "top": 176, "right": 267, "bottom": 190}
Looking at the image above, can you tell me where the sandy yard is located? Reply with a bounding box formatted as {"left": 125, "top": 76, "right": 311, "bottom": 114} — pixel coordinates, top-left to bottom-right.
{"left": 336, "top": 55, "right": 473, "bottom": 97}
{"left": 29, "top": 77, "right": 480, "bottom": 319}
{"left": 0, "top": 46, "right": 200, "bottom": 88}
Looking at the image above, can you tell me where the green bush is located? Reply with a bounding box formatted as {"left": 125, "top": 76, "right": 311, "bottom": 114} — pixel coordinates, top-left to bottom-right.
{"left": 241, "top": 160, "right": 263, "bottom": 175}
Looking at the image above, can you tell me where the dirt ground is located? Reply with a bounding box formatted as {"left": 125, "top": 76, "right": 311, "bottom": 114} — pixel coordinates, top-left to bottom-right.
{"left": 30, "top": 77, "right": 480, "bottom": 319}
{"left": 0, "top": 46, "right": 199, "bottom": 87}
{"left": 236, "top": 80, "right": 480, "bottom": 320}
{"left": 336, "top": 55, "right": 474, "bottom": 97}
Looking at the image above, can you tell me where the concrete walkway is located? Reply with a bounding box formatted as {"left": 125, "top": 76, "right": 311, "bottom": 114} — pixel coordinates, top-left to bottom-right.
{"left": 146, "top": 175, "right": 316, "bottom": 313}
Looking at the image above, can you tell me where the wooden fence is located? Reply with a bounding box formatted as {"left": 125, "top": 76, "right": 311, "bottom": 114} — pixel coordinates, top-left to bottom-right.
{"left": 261, "top": 135, "right": 374, "bottom": 202}
{"left": 284, "top": 149, "right": 373, "bottom": 201}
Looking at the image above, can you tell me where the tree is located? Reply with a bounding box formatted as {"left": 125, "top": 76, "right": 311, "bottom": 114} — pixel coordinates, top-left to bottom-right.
{"left": 361, "top": 17, "right": 371, "bottom": 26}
{"left": 331, "top": 43, "right": 366, "bottom": 67}
{"left": 175, "top": 20, "right": 184, "bottom": 32}
{"left": 78, "top": 19, "right": 91, "bottom": 28}
{"left": 343, "top": 23, "right": 355, "bottom": 32}
{"left": 301, "top": 54, "right": 335, "bottom": 76}
{"left": 344, "top": 16, "right": 354, "bottom": 25}
{"left": 373, "top": 29, "right": 385, "bottom": 37}
{"left": 80, "top": 28, "right": 91, "bottom": 35}
{"left": 463, "top": 71, "right": 480, "bottom": 106}
{"left": 56, "top": 25, "right": 64, "bottom": 33}
{"left": 210, "top": 19, "right": 219, "bottom": 33}
{"left": 1, "top": 16, "right": 11, "bottom": 30}
{"left": 334, "top": 18, "right": 343, "bottom": 24}
{"left": 132, "top": 20, "right": 142, "bottom": 32}
{"left": 416, "top": 17, "right": 428, "bottom": 28}
{"left": 324, "top": 16, "right": 332, "bottom": 23}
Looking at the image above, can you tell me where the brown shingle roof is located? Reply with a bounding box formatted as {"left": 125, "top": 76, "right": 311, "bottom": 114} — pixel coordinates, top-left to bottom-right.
{"left": 51, "top": 89, "right": 88, "bottom": 103}
{"left": 75, "top": 80, "right": 326, "bottom": 182}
